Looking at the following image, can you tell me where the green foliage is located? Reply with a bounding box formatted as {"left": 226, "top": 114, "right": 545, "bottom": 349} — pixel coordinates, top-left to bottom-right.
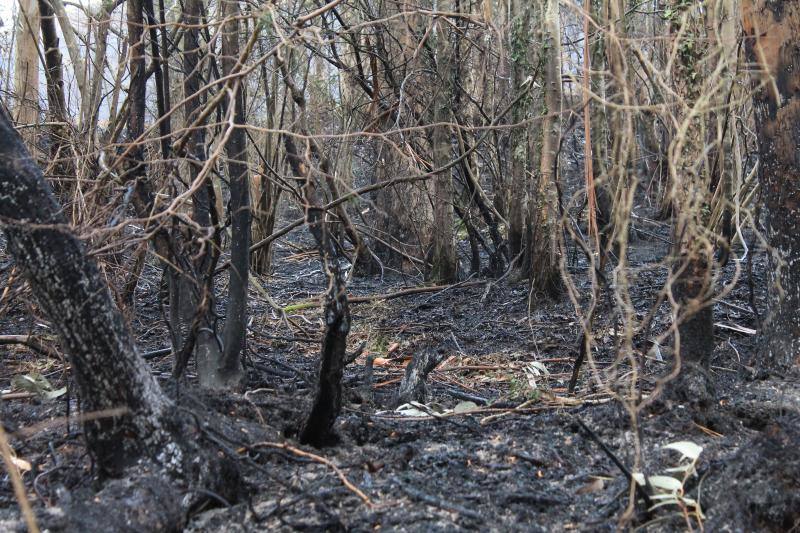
{"left": 371, "top": 332, "right": 389, "bottom": 354}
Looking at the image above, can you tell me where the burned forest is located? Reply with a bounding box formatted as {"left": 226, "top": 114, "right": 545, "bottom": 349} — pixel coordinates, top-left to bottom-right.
{"left": 1, "top": 0, "right": 800, "bottom": 531}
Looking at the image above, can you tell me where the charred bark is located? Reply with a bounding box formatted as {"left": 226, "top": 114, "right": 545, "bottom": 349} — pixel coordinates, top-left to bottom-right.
{"left": 0, "top": 106, "right": 171, "bottom": 475}
{"left": 217, "top": 0, "right": 250, "bottom": 388}
{"left": 0, "top": 107, "right": 239, "bottom": 523}
{"left": 38, "top": 0, "right": 66, "bottom": 121}
{"left": 395, "top": 347, "right": 446, "bottom": 406}
{"left": 171, "top": 0, "right": 230, "bottom": 387}
{"left": 283, "top": 135, "right": 351, "bottom": 447}
{"left": 742, "top": 1, "right": 800, "bottom": 373}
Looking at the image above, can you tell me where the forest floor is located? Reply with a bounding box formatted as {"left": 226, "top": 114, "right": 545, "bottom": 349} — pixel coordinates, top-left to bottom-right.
{"left": 2, "top": 203, "right": 800, "bottom": 531}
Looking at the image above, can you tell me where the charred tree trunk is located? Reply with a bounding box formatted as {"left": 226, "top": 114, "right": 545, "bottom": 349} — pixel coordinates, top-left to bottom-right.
{"left": 37, "top": 0, "right": 75, "bottom": 199}
{"left": 144, "top": 0, "right": 171, "bottom": 158}
{"left": 216, "top": 0, "right": 250, "bottom": 388}
{"left": 0, "top": 107, "right": 172, "bottom": 475}
{"left": 395, "top": 347, "right": 445, "bottom": 406}
{"left": 0, "top": 108, "right": 239, "bottom": 524}
{"left": 38, "top": 0, "right": 66, "bottom": 121}
{"left": 250, "top": 42, "right": 282, "bottom": 274}
{"left": 171, "top": 0, "right": 229, "bottom": 386}
{"left": 742, "top": 1, "right": 800, "bottom": 373}
{"left": 277, "top": 50, "right": 352, "bottom": 445}
{"left": 428, "top": 17, "right": 458, "bottom": 283}
{"left": 283, "top": 135, "right": 351, "bottom": 447}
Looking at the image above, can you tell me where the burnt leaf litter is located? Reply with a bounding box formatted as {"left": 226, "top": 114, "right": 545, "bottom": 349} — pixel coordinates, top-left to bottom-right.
{"left": 1, "top": 203, "right": 799, "bottom": 532}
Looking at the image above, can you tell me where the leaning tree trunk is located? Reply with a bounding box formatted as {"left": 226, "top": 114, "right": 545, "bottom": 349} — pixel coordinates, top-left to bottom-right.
{"left": 0, "top": 108, "right": 238, "bottom": 528}
{"left": 742, "top": 0, "right": 800, "bottom": 373}
{"left": 0, "top": 107, "right": 173, "bottom": 476}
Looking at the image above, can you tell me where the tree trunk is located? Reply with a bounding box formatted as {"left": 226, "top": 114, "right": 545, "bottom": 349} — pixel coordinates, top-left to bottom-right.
{"left": 0, "top": 107, "right": 172, "bottom": 476}
{"left": 38, "top": 0, "right": 74, "bottom": 199}
{"left": 507, "top": 0, "right": 533, "bottom": 263}
{"left": 38, "top": 0, "right": 66, "bottom": 122}
{"left": 170, "top": 0, "right": 228, "bottom": 385}
{"left": 527, "top": 0, "right": 563, "bottom": 296}
{"left": 428, "top": 16, "right": 458, "bottom": 283}
{"left": 0, "top": 109, "right": 239, "bottom": 523}
{"left": 216, "top": 0, "right": 250, "bottom": 388}
{"left": 282, "top": 135, "right": 351, "bottom": 447}
{"left": 742, "top": 0, "right": 800, "bottom": 372}
{"left": 13, "top": 0, "right": 40, "bottom": 135}
{"left": 666, "top": 1, "right": 716, "bottom": 406}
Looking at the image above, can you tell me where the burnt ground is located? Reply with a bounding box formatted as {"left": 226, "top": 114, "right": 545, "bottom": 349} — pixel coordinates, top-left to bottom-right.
{"left": 1, "top": 203, "right": 800, "bottom": 532}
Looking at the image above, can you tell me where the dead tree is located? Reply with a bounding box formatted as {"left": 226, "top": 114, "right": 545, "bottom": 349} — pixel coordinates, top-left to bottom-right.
{"left": 283, "top": 134, "right": 351, "bottom": 447}
{"left": 0, "top": 106, "right": 168, "bottom": 472}
{"left": 742, "top": 1, "right": 800, "bottom": 373}
{"left": 396, "top": 347, "right": 446, "bottom": 406}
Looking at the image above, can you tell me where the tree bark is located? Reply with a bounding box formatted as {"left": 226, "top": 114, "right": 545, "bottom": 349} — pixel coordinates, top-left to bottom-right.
{"left": 216, "top": 0, "right": 250, "bottom": 388}
{"left": 527, "top": 0, "right": 563, "bottom": 296}
{"left": 13, "top": 0, "right": 40, "bottom": 133}
{"left": 428, "top": 15, "right": 458, "bottom": 283}
{"left": 666, "top": 1, "right": 716, "bottom": 406}
{"left": 742, "top": 0, "right": 800, "bottom": 372}
{"left": 507, "top": 0, "right": 533, "bottom": 263}
{"left": 38, "top": 0, "right": 66, "bottom": 122}
{"left": 0, "top": 107, "right": 173, "bottom": 476}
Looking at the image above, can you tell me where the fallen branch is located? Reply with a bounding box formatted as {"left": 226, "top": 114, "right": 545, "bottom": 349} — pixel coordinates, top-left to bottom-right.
{"left": 282, "top": 280, "right": 486, "bottom": 312}
{"left": 251, "top": 442, "right": 373, "bottom": 507}
{"left": 1, "top": 392, "right": 38, "bottom": 401}
{"left": 0, "top": 335, "right": 61, "bottom": 360}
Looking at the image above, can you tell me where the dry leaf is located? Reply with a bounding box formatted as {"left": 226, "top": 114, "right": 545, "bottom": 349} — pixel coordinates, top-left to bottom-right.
{"left": 10, "top": 456, "right": 31, "bottom": 472}
{"left": 576, "top": 477, "right": 604, "bottom": 494}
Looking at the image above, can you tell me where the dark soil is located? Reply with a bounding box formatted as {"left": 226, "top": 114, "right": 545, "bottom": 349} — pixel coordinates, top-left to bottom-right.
{"left": 2, "top": 210, "right": 800, "bottom": 532}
